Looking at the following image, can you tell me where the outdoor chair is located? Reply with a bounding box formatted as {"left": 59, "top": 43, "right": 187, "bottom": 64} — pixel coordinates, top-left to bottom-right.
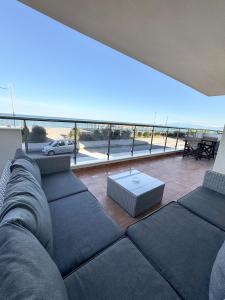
{"left": 198, "top": 139, "right": 217, "bottom": 160}
{"left": 183, "top": 137, "right": 202, "bottom": 160}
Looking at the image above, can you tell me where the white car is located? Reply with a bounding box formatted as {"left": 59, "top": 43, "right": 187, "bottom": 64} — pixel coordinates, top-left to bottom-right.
{"left": 42, "top": 139, "right": 79, "bottom": 156}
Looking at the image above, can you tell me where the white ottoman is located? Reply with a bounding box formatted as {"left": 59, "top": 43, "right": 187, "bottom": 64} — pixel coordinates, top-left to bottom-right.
{"left": 107, "top": 170, "right": 165, "bottom": 217}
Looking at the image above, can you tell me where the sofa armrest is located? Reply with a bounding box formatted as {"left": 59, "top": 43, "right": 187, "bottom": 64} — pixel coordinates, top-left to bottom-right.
{"left": 34, "top": 155, "right": 71, "bottom": 175}
{"left": 203, "top": 170, "right": 225, "bottom": 196}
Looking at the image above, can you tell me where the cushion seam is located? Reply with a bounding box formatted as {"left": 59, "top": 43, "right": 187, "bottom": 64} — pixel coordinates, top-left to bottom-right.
{"left": 127, "top": 237, "right": 184, "bottom": 299}
{"left": 63, "top": 235, "right": 125, "bottom": 280}
{"left": 178, "top": 201, "right": 225, "bottom": 232}
{"left": 47, "top": 188, "right": 88, "bottom": 203}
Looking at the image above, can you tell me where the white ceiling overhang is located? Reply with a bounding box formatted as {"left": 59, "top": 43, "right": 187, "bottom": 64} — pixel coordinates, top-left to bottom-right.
{"left": 19, "top": 0, "right": 225, "bottom": 96}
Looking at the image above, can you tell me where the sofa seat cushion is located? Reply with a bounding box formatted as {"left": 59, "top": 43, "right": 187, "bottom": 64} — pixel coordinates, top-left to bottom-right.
{"left": 65, "top": 238, "right": 180, "bottom": 300}
{"left": 0, "top": 166, "right": 53, "bottom": 255}
{"left": 42, "top": 171, "right": 87, "bottom": 202}
{"left": 0, "top": 223, "right": 68, "bottom": 300}
{"left": 50, "top": 191, "right": 124, "bottom": 276}
{"left": 127, "top": 202, "right": 225, "bottom": 300}
{"left": 178, "top": 186, "right": 225, "bottom": 231}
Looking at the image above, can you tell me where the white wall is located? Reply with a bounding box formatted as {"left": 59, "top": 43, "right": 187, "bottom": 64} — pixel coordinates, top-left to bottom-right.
{"left": 213, "top": 125, "right": 225, "bottom": 174}
{"left": 0, "top": 128, "right": 22, "bottom": 175}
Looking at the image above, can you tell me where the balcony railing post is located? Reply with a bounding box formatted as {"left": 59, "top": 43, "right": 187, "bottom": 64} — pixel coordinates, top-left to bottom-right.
{"left": 164, "top": 128, "right": 168, "bottom": 152}
{"left": 73, "top": 122, "right": 77, "bottom": 164}
{"left": 175, "top": 129, "right": 180, "bottom": 150}
{"left": 150, "top": 127, "right": 154, "bottom": 153}
{"left": 23, "top": 120, "right": 29, "bottom": 153}
{"left": 131, "top": 126, "right": 136, "bottom": 156}
{"left": 187, "top": 128, "right": 191, "bottom": 137}
{"left": 107, "top": 124, "right": 112, "bottom": 160}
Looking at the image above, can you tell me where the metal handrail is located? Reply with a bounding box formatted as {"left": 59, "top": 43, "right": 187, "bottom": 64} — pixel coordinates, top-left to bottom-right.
{"left": 0, "top": 113, "right": 222, "bottom": 133}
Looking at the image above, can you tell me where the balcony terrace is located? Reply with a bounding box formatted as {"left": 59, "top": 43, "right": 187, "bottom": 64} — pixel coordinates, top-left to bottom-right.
{"left": 75, "top": 153, "right": 214, "bottom": 228}
{"left": 1, "top": 1, "right": 225, "bottom": 298}
{"left": 0, "top": 113, "right": 218, "bottom": 229}
{"left": 0, "top": 115, "right": 224, "bottom": 300}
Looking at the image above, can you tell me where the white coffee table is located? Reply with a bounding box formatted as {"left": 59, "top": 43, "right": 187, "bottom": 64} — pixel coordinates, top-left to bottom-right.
{"left": 107, "top": 169, "right": 165, "bottom": 217}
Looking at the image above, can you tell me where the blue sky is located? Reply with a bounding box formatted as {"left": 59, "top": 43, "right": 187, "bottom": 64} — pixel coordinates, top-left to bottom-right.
{"left": 0, "top": 0, "right": 225, "bottom": 128}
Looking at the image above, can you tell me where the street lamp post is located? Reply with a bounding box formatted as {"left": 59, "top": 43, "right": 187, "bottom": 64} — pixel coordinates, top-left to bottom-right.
{"left": 0, "top": 83, "right": 16, "bottom": 126}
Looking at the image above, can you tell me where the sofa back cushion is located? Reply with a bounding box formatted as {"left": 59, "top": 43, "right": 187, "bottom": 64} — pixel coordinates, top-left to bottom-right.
{"left": 0, "top": 166, "right": 53, "bottom": 255}
{"left": 12, "top": 158, "right": 42, "bottom": 186}
{"left": 12, "top": 148, "right": 42, "bottom": 185}
{"left": 209, "top": 240, "right": 225, "bottom": 300}
{"left": 0, "top": 223, "right": 68, "bottom": 300}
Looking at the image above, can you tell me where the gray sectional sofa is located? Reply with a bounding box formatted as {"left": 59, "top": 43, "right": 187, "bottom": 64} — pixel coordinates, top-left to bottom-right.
{"left": 0, "top": 150, "right": 225, "bottom": 299}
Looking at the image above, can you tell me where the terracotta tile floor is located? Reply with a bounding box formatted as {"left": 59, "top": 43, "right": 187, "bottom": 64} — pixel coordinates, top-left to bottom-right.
{"left": 74, "top": 154, "right": 214, "bottom": 229}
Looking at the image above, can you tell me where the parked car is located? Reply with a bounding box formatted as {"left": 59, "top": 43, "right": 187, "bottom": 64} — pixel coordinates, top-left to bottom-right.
{"left": 42, "top": 139, "right": 80, "bottom": 156}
